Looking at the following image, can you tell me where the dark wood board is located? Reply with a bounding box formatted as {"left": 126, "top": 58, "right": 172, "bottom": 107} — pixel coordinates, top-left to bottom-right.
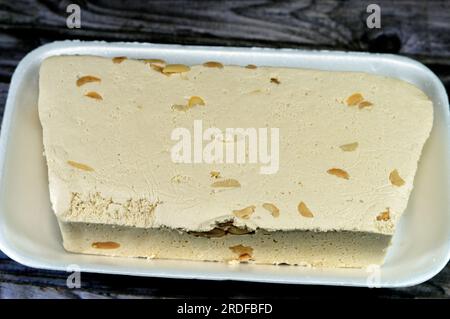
{"left": 0, "top": 0, "right": 448, "bottom": 299}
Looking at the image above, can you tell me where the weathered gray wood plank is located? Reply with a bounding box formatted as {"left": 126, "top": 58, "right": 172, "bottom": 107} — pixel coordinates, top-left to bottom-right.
{"left": 1, "top": 250, "right": 449, "bottom": 299}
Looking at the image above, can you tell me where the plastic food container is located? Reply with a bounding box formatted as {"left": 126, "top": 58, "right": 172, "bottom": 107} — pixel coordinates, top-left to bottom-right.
{"left": 0, "top": 41, "right": 449, "bottom": 287}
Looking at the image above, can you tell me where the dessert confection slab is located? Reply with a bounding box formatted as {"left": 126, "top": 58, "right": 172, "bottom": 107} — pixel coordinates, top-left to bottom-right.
{"left": 0, "top": 41, "right": 449, "bottom": 287}
{"left": 38, "top": 54, "right": 433, "bottom": 268}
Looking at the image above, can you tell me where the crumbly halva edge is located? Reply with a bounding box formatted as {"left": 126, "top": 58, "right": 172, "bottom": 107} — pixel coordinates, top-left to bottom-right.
{"left": 59, "top": 221, "right": 392, "bottom": 267}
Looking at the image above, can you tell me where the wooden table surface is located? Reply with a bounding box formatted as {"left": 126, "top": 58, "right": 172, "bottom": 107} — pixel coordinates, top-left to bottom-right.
{"left": 0, "top": 0, "right": 449, "bottom": 299}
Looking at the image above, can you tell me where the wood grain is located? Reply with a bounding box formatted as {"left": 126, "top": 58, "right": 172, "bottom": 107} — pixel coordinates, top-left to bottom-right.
{"left": 0, "top": 0, "right": 450, "bottom": 86}
{"left": 0, "top": 0, "right": 448, "bottom": 298}
{"left": 1, "top": 250, "right": 449, "bottom": 299}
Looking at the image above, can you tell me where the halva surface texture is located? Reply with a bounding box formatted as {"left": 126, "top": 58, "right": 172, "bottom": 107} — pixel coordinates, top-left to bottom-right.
{"left": 38, "top": 55, "right": 433, "bottom": 267}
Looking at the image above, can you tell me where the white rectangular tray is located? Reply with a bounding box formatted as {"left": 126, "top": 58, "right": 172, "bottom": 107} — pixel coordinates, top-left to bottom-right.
{"left": 0, "top": 41, "right": 449, "bottom": 287}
